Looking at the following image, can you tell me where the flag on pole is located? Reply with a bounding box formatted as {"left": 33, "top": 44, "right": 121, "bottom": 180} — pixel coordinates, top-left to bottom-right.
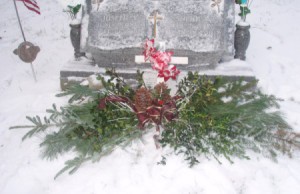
{"left": 16, "top": 0, "right": 40, "bottom": 15}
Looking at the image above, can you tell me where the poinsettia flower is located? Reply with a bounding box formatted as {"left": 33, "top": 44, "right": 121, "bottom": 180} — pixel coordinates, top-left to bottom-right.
{"left": 158, "top": 65, "right": 180, "bottom": 82}
{"left": 143, "top": 39, "right": 180, "bottom": 82}
{"left": 150, "top": 52, "right": 167, "bottom": 71}
{"left": 143, "top": 39, "right": 156, "bottom": 61}
{"left": 150, "top": 51, "right": 173, "bottom": 71}
{"left": 155, "top": 51, "right": 173, "bottom": 65}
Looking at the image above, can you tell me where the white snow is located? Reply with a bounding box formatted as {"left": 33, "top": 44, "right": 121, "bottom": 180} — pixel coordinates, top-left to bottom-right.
{"left": 1, "top": 0, "right": 300, "bottom": 194}
{"left": 70, "top": 19, "right": 81, "bottom": 25}
{"left": 237, "top": 20, "right": 250, "bottom": 26}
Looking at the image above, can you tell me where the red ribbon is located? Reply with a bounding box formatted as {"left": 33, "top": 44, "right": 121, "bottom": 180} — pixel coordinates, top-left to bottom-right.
{"left": 99, "top": 95, "right": 181, "bottom": 131}
{"left": 98, "top": 95, "right": 132, "bottom": 110}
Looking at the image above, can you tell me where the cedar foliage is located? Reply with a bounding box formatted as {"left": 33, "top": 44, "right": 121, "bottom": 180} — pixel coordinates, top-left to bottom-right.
{"left": 10, "top": 70, "right": 297, "bottom": 178}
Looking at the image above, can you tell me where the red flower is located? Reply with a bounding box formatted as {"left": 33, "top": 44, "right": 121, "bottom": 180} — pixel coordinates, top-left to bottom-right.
{"left": 158, "top": 100, "right": 164, "bottom": 106}
{"left": 143, "top": 39, "right": 156, "bottom": 61}
{"left": 158, "top": 65, "right": 180, "bottom": 82}
{"left": 150, "top": 51, "right": 173, "bottom": 71}
{"left": 143, "top": 39, "right": 180, "bottom": 81}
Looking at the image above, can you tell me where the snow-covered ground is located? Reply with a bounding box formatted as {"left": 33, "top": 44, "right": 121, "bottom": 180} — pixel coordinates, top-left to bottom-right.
{"left": 1, "top": 0, "right": 300, "bottom": 193}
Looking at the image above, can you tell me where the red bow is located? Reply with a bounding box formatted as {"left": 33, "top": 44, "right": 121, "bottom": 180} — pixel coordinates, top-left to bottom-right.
{"left": 98, "top": 95, "right": 132, "bottom": 109}
{"left": 99, "top": 95, "right": 181, "bottom": 131}
{"left": 136, "top": 99, "right": 178, "bottom": 130}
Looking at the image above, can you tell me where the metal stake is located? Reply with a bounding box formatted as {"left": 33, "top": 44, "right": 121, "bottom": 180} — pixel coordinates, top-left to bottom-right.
{"left": 13, "top": 0, "right": 26, "bottom": 42}
{"left": 13, "top": 0, "right": 38, "bottom": 82}
{"left": 30, "top": 63, "right": 37, "bottom": 82}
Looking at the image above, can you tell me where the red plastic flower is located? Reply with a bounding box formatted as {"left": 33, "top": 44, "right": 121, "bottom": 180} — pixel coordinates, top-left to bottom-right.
{"left": 143, "top": 39, "right": 156, "bottom": 61}
{"left": 158, "top": 65, "right": 180, "bottom": 82}
{"left": 158, "top": 100, "right": 164, "bottom": 106}
{"left": 143, "top": 39, "right": 180, "bottom": 81}
{"left": 150, "top": 51, "right": 170, "bottom": 71}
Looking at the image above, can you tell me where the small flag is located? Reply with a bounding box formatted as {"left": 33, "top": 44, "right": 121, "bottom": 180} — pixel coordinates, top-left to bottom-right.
{"left": 16, "top": 0, "right": 40, "bottom": 15}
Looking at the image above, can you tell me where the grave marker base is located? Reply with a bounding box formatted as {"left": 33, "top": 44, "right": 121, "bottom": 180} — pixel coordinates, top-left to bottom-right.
{"left": 60, "top": 60, "right": 255, "bottom": 90}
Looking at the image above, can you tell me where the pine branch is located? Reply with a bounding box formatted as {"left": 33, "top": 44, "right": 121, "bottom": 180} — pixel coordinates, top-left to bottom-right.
{"left": 40, "top": 133, "right": 75, "bottom": 160}
{"left": 272, "top": 130, "right": 300, "bottom": 156}
{"left": 10, "top": 104, "right": 79, "bottom": 141}
{"left": 56, "top": 84, "right": 97, "bottom": 103}
{"left": 10, "top": 116, "right": 53, "bottom": 141}
{"left": 54, "top": 136, "right": 97, "bottom": 179}
{"left": 54, "top": 155, "right": 90, "bottom": 180}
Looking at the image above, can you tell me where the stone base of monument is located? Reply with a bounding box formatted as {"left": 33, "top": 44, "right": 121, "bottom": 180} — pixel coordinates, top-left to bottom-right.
{"left": 60, "top": 60, "right": 255, "bottom": 90}
{"left": 88, "top": 48, "right": 225, "bottom": 71}
{"left": 60, "top": 59, "right": 99, "bottom": 90}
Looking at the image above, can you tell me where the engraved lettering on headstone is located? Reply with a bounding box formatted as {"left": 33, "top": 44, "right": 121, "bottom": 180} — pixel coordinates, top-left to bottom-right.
{"left": 88, "top": 12, "right": 147, "bottom": 48}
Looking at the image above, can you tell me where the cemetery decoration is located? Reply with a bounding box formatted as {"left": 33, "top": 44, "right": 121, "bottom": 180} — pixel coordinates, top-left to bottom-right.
{"left": 234, "top": 0, "right": 251, "bottom": 60}
{"left": 143, "top": 39, "right": 180, "bottom": 82}
{"left": 235, "top": 0, "right": 251, "bottom": 20}
{"left": 12, "top": 0, "right": 40, "bottom": 82}
{"left": 65, "top": 4, "right": 86, "bottom": 59}
{"left": 64, "top": 4, "right": 82, "bottom": 21}
{"left": 11, "top": 39, "right": 300, "bottom": 179}
{"left": 13, "top": 41, "right": 40, "bottom": 63}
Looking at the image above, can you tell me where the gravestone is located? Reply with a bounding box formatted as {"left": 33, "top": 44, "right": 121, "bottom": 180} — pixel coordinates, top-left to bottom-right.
{"left": 81, "top": 0, "right": 235, "bottom": 70}
{"left": 61, "top": 0, "right": 254, "bottom": 89}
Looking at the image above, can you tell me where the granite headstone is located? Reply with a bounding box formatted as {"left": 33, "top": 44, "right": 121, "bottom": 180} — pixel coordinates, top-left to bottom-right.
{"left": 81, "top": 0, "right": 235, "bottom": 70}
{"left": 60, "top": 0, "right": 243, "bottom": 90}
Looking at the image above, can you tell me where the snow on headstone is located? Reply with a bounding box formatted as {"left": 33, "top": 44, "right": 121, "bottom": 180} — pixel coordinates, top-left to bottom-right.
{"left": 82, "top": 0, "right": 235, "bottom": 71}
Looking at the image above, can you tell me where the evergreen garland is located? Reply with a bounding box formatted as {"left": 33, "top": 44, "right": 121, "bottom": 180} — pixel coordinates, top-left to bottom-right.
{"left": 10, "top": 70, "right": 299, "bottom": 178}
